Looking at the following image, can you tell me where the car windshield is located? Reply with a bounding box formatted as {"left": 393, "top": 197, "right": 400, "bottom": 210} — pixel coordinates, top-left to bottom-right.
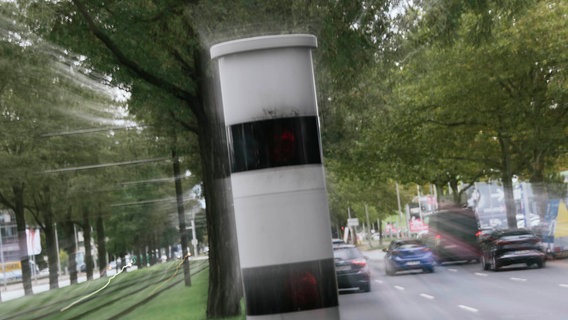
{"left": 334, "top": 248, "right": 362, "bottom": 260}
{"left": 1, "top": 1, "right": 567, "bottom": 319}
{"left": 397, "top": 243, "right": 423, "bottom": 250}
{"left": 499, "top": 233, "right": 535, "bottom": 241}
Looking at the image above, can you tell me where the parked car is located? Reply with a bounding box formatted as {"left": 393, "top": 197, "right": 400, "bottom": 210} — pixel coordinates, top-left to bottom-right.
{"left": 332, "top": 238, "right": 345, "bottom": 246}
{"left": 480, "top": 228, "right": 546, "bottom": 271}
{"left": 333, "top": 244, "right": 370, "bottom": 292}
{"left": 383, "top": 239, "right": 435, "bottom": 275}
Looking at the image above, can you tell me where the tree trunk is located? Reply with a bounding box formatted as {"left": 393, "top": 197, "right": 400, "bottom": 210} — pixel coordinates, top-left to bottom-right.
{"left": 502, "top": 177, "right": 517, "bottom": 229}
{"left": 13, "top": 183, "right": 33, "bottom": 296}
{"left": 62, "top": 207, "right": 78, "bottom": 285}
{"left": 379, "top": 217, "right": 383, "bottom": 246}
{"left": 142, "top": 248, "right": 148, "bottom": 268}
{"left": 172, "top": 147, "right": 191, "bottom": 286}
{"left": 497, "top": 133, "right": 518, "bottom": 229}
{"left": 96, "top": 213, "right": 107, "bottom": 277}
{"left": 45, "top": 221, "right": 59, "bottom": 289}
{"left": 200, "top": 50, "right": 243, "bottom": 318}
{"left": 82, "top": 207, "right": 94, "bottom": 280}
{"left": 448, "top": 179, "right": 461, "bottom": 204}
{"left": 135, "top": 247, "right": 143, "bottom": 269}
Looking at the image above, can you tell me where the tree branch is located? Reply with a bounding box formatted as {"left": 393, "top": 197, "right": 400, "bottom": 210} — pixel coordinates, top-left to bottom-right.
{"left": 170, "top": 110, "right": 199, "bottom": 135}
{"left": 0, "top": 191, "right": 15, "bottom": 211}
{"left": 71, "top": 0, "right": 199, "bottom": 114}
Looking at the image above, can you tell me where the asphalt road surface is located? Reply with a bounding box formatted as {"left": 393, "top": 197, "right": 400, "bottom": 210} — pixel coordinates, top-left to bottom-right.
{"left": 339, "top": 249, "right": 568, "bottom": 320}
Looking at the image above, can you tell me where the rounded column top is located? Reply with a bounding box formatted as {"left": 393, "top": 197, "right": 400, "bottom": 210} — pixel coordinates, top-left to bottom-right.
{"left": 210, "top": 34, "right": 317, "bottom": 60}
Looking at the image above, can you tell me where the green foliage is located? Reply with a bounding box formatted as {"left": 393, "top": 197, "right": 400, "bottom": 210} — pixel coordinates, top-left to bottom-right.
{"left": 359, "top": 0, "right": 567, "bottom": 192}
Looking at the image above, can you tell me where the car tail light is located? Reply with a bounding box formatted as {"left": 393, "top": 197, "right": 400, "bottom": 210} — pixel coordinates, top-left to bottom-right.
{"left": 352, "top": 259, "right": 367, "bottom": 267}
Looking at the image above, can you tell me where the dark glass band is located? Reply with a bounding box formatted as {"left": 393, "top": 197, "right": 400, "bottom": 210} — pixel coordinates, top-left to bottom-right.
{"left": 242, "top": 258, "right": 338, "bottom": 315}
{"left": 229, "top": 116, "right": 322, "bottom": 173}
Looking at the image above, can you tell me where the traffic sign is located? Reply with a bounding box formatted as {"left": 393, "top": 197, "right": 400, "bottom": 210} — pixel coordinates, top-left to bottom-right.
{"left": 348, "top": 218, "right": 359, "bottom": 227}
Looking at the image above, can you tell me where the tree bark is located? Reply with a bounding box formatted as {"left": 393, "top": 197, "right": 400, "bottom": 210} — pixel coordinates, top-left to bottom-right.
{"left": 96, "top": 213, "right": 107, "bottom": 277}
{"left": 200, "top": 50, "right": 243, "bottom": 318}
{"left": 82, "top": 207, "right": 94, "bottom": 280}
{"left": 62, "top": 206, "right": 78, "bottom": 285}
{"left": 45, "top": 221, "right": 59, "bottom": 289}
{"left": 13, "top": 183, "right": 33, "bottom": 296}
{"left": 498, "top": 135, "right": 518, "bottom": 229}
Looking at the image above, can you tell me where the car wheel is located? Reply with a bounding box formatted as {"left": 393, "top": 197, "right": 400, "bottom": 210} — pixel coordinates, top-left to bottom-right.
{"left": 537, "top": 259, "right": 545, "bottom": 269}
{"left": 385, "top": 262, "right": 394, "bottom": 276}
{"left": 423, "top": 266, "right": 434, "bottom": 273}
{"left": 481, "top": 255, "right": 489, "bottom": 271}
{"left": 361, "top": 283, "right": 371, "bottom": 292}
{"left": 490, "top": 255, "right": 500, "bottom": 271}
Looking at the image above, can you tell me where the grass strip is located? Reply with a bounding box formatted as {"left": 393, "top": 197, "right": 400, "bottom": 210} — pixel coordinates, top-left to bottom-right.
{"left": 120, "top": 266, "right": 244, "bottom": 320}
{"left": 0, "top": 260, "right": 225, "bottom": 320}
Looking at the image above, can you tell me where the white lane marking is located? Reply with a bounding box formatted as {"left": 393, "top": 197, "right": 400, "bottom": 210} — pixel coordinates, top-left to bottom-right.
{"left": 420, "top": 293, "right": 435, "bottom": 300}
{"left": 510, "top": 277, "right": 527, "bottom": 282}
{"left": 475, "top": 272, "right": 488, "bottom": 277}
{"left": 374, "top": 280, "right": 383, "bottom": 284}
{"left": 458, "top": 305, "right": 479, "bottom": 313}
{"left": 559, "top": 284, "right": 568, "bottom": 288}
{"left": 447, "top": 268, "right": 458, "bottom": 272}
{"left": 394, "top": 285, "right": 405, "bottom": 291}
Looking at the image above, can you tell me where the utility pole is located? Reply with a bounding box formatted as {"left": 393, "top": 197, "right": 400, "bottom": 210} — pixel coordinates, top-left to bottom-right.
{"left": 365, "top": 204, "right": 371, "bottom": 247}
{"left": 396, "top": 182, "right": 408, "bottom": 237}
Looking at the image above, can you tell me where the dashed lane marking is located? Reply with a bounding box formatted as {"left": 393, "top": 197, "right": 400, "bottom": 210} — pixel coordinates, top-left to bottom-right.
{"left": 474, "top": 272, "right": 488, "bottom": 276}
{"left": 458, "top": 305, "right": 479, "bottom": 313}
{"left": 510, "top": 277, "right": 527, "bottom": 282}
{"left": 394, "top": 285, "right": 405, "bottom": 291}
{"left": 420, "top": 293, "right": 434, "bottom": 300}
{"left": 559, "top": 284, "right": 568, "bottom": 288}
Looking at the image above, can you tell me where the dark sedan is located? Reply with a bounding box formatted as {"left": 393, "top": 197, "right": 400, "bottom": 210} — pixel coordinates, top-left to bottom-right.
{"left": 383, "top": 239, "right": 435, "bottom": 275}
{"left": 333, "top": 244, "right": 371, "bottom": 292}
{"left": 480, "top": 228, "right": 546, "bottom": 271}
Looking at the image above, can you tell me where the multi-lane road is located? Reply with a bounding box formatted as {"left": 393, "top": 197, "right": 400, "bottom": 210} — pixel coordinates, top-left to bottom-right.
{"left": 339, "top": 249, "right": 568, "bottom": 320}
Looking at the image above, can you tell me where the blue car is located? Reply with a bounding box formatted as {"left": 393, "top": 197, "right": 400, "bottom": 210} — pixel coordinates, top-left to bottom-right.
{"left": 383, "top": 239, "right": 435, "bottom": 275}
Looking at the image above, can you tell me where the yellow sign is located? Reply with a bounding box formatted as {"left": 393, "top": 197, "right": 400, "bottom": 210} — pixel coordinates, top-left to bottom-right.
{"left": 1, "top": 261, "right": 21, "bottom": 272}
{"left": 555, "top": 200, "right": 568, "bottom": 238}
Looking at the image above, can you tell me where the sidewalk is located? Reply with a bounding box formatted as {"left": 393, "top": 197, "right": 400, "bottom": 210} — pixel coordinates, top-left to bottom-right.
{"left": 1, "top": 272, "right": 98, "bottom": 302}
